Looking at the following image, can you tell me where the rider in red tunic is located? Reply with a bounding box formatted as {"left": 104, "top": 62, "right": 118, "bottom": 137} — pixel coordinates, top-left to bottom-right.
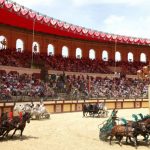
{"left": 9, "top": 111, "right": 13, "bottom": 121}
{"left": 19, "top": 112, "right": 23, "bottom": 122}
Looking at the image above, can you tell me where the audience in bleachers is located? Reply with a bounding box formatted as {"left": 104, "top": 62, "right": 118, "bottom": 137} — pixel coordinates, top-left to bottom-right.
{"left": 0, "top": 70, "right": 149, "bottom": 101}
{"left": 0, "top": 48, "right": 149, "bottom": 101}
{"left": 0, "top": 71, "right": 47, "bottom": 101}
{"left": 0, "top": 49, "right": 147, "bottom": 74}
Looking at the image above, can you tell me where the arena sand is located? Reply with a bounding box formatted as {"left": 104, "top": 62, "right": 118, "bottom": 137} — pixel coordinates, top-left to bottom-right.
{"left": 0, "top": 108, "right": 150, "bottom": 150}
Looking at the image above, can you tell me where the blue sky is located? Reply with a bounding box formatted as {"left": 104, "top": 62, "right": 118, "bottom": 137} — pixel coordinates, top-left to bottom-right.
{"left": 12, "top": 0, "right": 150, "bottom": 39}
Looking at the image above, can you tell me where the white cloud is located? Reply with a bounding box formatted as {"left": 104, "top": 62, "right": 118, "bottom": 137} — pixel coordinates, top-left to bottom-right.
{"left": 11, "top": 0, "right": 150, "bottom": 39}
{"left": 102, "top": 15, "right": 150, "bottom": 38}
{"left": 71, "top": 0, "right": 150, "bottom": 7}
{"left": 13, "top": 0, "right": 55, "bottom": 8}
{"left": 104, "top": 15, "right": 125, "bottom": 25}
{"left": 13, "top": 0, "right": 150, "bottom": 8}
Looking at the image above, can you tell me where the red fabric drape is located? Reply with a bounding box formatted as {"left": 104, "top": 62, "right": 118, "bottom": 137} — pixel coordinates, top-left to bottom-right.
{"left": 0, "top": 0, "right": 5, "bottom": 4}
{"left": 5, "top": 2, "right": 13, "bottom": 9}
{"left": 21, "top": 8, "right": 29, "bottom": 15}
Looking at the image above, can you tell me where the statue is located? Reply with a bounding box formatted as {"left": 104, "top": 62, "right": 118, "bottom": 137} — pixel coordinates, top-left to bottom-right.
{"left": 0, "top": 38, "right": 7, "bottom": 49}
{"left": 33, "top": 44, "right": 37, "bottom": 53}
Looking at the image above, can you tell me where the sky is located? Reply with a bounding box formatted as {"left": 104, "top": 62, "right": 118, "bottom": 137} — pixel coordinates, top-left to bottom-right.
{"left": 10, "top": 0, "right": 150, "bottom": 39}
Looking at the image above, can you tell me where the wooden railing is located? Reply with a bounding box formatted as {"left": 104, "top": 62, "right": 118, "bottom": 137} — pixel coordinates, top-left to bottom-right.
{"left": 0, "top": 98, "right": 149, "bottom": 114}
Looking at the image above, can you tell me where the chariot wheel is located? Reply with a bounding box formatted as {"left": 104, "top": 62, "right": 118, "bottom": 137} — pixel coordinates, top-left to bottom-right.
{"left": 45, "top": 113, "right": 50, "bottom": 119}
{"left": 35, "top": 115, "right": 40, "bottom": 120}
{"left": 99, "top": 131, "right": 108, "bottom": 141}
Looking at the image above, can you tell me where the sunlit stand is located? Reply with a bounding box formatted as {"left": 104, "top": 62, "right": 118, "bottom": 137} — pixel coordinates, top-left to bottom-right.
{"left": 137, "top": 66, "right": 150, "bottom": 114}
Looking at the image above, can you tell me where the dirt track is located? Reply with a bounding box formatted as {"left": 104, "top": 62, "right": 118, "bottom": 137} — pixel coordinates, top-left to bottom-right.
{"left": 0, "top": 108, "right": 150, "bottom": 150}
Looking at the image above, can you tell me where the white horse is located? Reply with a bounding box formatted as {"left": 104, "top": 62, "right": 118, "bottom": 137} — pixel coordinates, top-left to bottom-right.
{"left": 98, "top": 103, "right": 108, "bottom": 117}
{"left": 31, "top": 104, "right": 49, "bottom": 119}
{"left": 13, "top": 103, "right": 50, "bottom": 119}
{"left": 14, "top": 104, "right": 32, "bottom": 112}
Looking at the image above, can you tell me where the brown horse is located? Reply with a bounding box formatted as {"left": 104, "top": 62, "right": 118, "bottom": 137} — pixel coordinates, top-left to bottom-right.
{"left": 139, "top": 118, "right": 150, "bottom": 141}
{"left": 0, "top": 112, "right": 9, "bottom": 137}
{"left": 11, "top": 112, "right": 30, "bottom": 138}
{"left": 125, "top": 118, "right": 150, "bottom": 142}
{"left": 109, "top": 125, "right": 137, "bottom": 147}
{"left": 110, "top": 122, "right": 147, "bottom": 148}
{"left": 2, "top": 112, "right": 31, "bottom": 138}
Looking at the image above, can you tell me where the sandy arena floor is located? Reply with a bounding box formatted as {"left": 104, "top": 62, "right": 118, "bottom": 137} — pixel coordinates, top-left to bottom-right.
{"left": 0, "top": 108, "right": 150, "bottom": 150}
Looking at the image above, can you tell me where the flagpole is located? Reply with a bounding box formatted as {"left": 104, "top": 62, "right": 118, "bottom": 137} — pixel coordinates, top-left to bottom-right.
{"left": 31, "top": 18, "right": 36, "bottom": 68}
{"left": 148, "top": 84, "right": 150, "bottom": 114}
{"left": 114, "top": 39, "right": 117, "bottom": 78}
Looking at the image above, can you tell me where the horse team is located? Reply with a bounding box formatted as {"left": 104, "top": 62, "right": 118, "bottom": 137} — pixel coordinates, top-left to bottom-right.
{"left": 82, "top": 103, "right": 108, "bottom": 117}
{"left": 13, "top": 103, "right": 50, "bottom": 120}
{"left": 0, "top": 111, "right": 30, "bottom": 139}
{"left": 0, "top": 102, "right": 107, "bottom": 140}
{"left": 100, "top": 109, "right": 150, "bottom": 148}
{"left": 0, "top": 102, "right": 150, "bottom": 148}
{"left": 0, "top": 103, "right": 50, "bottom": 139}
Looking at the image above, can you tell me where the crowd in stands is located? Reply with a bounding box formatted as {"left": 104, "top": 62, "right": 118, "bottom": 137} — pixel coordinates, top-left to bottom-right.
{"left": 88, "top": 76, "right": 149, "bottom": 99}
{"left": 0, "top": 70, "right": 149, "bottom": 101}
{"left": 0, "top": 71, "right": 47, "bottom": 101}
{"left": 54, "top": 74, "right": 149, "bottom": 100}
{"left": 0, "top": 49, "right": 148, "bottom": 75}
{"left": 0, "top": 48, "right": 149, "bottom": 101}
{"left": 0, "top": 49, "right": 31, "bottom": 68}
{"left": 107, "top": 60, "right": 147, "bottom": 75}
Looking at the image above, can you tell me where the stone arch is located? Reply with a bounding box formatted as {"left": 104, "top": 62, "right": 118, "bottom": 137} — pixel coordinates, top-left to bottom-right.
{"left": 62, "top": 46, "right": 69, "bottom": 57}
{"left": 128, "top": 52, "right": 134, "bottom": 62}
{"left": 16, "top": 39, "right": 24, "bottom": 52}
{"left": 89, "top": 49, "right": 95, "bottom": 59}
{"left": 0, "top": 35, "right": 7, "bottom": 49}
{"left": 48, "top": 44, "right": 54, "bottom": 56}
{"left": 115, "top": 51, "right": 121, "bottom": 61}
{"left": 140, "top": 53, "right": 146, "bottom": 62}
{"left": 102, "top": 50, "right": 108, "bottom": 61}
{"left": 76, "top": 48, "right": 82, "bottom": 58}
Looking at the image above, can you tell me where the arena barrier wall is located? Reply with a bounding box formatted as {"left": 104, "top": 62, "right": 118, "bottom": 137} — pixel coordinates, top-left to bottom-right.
{"left": 0, "top": 99, "right": 149, "bottom": 115}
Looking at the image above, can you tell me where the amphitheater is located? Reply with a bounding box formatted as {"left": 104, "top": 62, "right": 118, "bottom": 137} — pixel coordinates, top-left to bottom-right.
{"left": 0, "top": 0, "right": 150, "bottom": 150}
